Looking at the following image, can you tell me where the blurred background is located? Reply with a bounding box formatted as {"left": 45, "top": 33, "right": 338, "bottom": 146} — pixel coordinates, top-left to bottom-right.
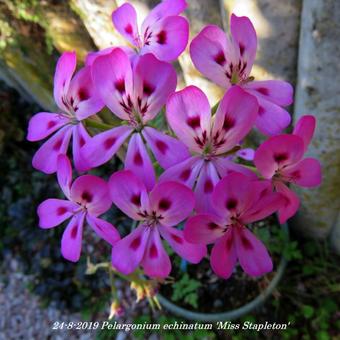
{"left": 0, "top": 0, "right": 339, "bottom": 339}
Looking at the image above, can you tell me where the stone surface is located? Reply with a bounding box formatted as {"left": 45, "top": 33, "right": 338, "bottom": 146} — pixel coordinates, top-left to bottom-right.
{"left": 293, "top": 0, "right": 340, "bottom": 243}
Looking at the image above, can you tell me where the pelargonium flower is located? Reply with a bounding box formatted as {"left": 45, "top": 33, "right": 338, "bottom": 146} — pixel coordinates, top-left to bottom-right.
{"left": 184, "top": 173, "right": 284, "bottom": 279}
{"left": 190, "top": 14, "right": 293, "bottom": 136}
{"left": 160, "top": 85, "right": 258, "bottom": 213}
{"left": 254, "top": 115, "right": 322, "bottom": 224}
{"left": 37, "top": 155, "right": 120, "bottom": 262}
{"left": 109, "top": 170, "right": 206, "bottom": 278}
{"left": 82, "top": 48, "right": 189, "bottom": 190}
{"left": 27, "top": 52, "right": 104, "bottom": 174}
{"left": 112, "top": 0, "right": 188, "bottom": 62}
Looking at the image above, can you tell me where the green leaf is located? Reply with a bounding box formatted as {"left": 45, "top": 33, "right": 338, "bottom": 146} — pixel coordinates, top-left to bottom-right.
{"left": 302, "top": 305, "right": 314, "bottom": 319}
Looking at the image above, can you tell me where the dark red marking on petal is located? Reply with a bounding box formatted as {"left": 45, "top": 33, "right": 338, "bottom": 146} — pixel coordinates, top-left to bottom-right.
{"left": 57, "top": 206, "right": 68, "bottom": 215}
{"left": 239, "top": 43, "right": 245, "bottom": 56}
{"left": 149, "top": 243, "right": 158, "bottom": 258}
{"left": 187, "top": 116, "right": 200, "bottom": 129}
{"left": 143, "top": 82, "right": 155, "bottom": 96}
{"left": 226, "top": 235, "right": 233, "bottom": 250}
{"left": 214, "top": 51, "right": 226, "bottom": 66}
{"left": 208, "top": 222, "right": 219, "bottom": 230}
{"left": 81, "top": 191, "right": 93, "bottom": 203}
{"left": 130, "top": 236, "right": 141, "bottom": 250}
{"left": 241, "top": 235, "right": 253, "bottom": 250}
{"left": 223, "top": 116, "right": 235, "bottom": 131}
{"left": 158, "top": 198, "right": 171, "bottom": 211}
{"left": 79, "top": 136, "right": 86, "bottom": 147}
{"left": 155, "top": 140, "right": 168, "bottom": 155}
{"left": 133, "top": 152, "right": 143, "bottom": 166}
{"left": 71, "top": 225, "right": 78, "bottom": 239}
{"left": 274, "top": 153, "right": 288, "bottom": 163}
{"left": 47, "top": 120, "right": 57, "bottom": 129}
{"left": 53, "top": 139, "right": 63, "bottom": 151}
{"left": 204, "top": 179, "right": 214, "bottom": 193}
{"left": 157, "top": 30, "right": 167, "bottom": 44}
{"left": 291, "top": 170, "right": 301, "bottom": 180}
{"left": 226, "top": 198, "right": 237, "bottom": 210}
{"left": 179, "top": 168, "right": 191, "bottom": 181}
{"left": 131, "top": 194, "right": 141, "bottom": 207}
{"left": 78, "top": 88, "right": 90, "bottom": 101}
{"left": 258, "top": 106, "right": 265, "bottom": 116}
{"left": 125, "top": 24, "right": 133, "bottom": 34}
{"left": 115, "top": 79, "right": 125, "bottom": 94}
{"left": 256, "top": 87, "right": 269, "bottom": 96}
{"left": 104, "top": 137, "right": 116, "bottom": 150}
{"left": 171, "top": 233, "right": 183, "bottom": 244}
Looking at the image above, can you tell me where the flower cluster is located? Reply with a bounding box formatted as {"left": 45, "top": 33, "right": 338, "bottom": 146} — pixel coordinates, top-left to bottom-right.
{"left": 28, "top": 0, "right": 321, "bottom": 282}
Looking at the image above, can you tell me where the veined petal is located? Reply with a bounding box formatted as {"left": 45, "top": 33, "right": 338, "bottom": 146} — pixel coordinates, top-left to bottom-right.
{"left": 109, "top": 170, "right": 149, "bottom": 221}
{"left": 57, "top": 154, "right": 72, "bottom": 199}
{"left": 111, "top": 225, "right": 150, "bottom": 275}
{"left": 87, "top": 215, "right": 120, "bottom": 246}
{"left": 142, "top": 127, "right": 190, "bottom": 169}
{"left": 81, "top": 126, "right": 132, "bottom": 168}
{"left": 275, "top": 182, "right": 300, "bottom": 224}
{"left": 166, "top": 86, "right": 211, "bottom": 153}
{"left": 38, "top": 199, "right": 77, "bottom": 229}
{"left": 125, "top": 133, "right": 156, "bottom": 191}
{"left": 32, "top": 125, "right": 73, "bottom": 174}
{"left": 293, "top": 115, "right": 316, "bottom": 152}
{"left": 159, "top": 225, "right": 206, "bottom": 263}
{"left": 61, "top": 212, "right": 85, "bottom": 262}
{"left": 149, "top": 181, "right": 195, "bottom": 227}
{"left": 141, "top": 227, "right": 171, "bottom": 278}
{"left": 72, "top": 123, "right": 92, "bottom": 172}
{"left": 27, "top": 112, "right": 69, "bottom": 142}
{"left": 213, "top": 157, "right": 257, "bottom": 179}
{"left": 235, "top": 226, "right": 273, "bottom": 277}
{"left": 70, "top": 175, "right": 111, "bottom": 216}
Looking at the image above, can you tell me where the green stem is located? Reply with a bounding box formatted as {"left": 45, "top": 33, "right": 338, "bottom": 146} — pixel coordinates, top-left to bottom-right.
{"left": 85, "top": 119, "right": 116, "bottom": 131}
{"left": 211, "top": 101, "right": 220, "bottom": 114}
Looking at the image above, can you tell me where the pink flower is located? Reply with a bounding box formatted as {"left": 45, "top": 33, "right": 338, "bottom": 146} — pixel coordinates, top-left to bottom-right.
{"left": 37, "top": 155, "right": 120, "bottom": 262}
{"left": 190, "top": 14, "right": 293, "bottom": 135}
{"left": 254, "top": 115, "right": 322, "bottom": 224}
{"left": 109, "top": 170, "right": 206, "bottom": 278}
{"left": 82, "top": 48, "right": 189, "bottom": 190}
{"left": 184, "top": 173, "right": 284, "bottom": 279}
{"left": 27, "top": 52, "right": 104, "bottom": 174}
{"left": 160, "top": 85, "right": 258, "bottom": 213}
{"left": 112, "top": 0, "right": 189, "bottom": 61}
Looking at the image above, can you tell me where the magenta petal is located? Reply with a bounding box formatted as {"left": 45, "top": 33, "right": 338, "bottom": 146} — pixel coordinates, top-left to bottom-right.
{"left": 254, "top": 134, "right": 305, "bottom": 179}
{"left": 212, "top": 86, "right": 258, "bottom": 153}
{"left": 109, "top": 170, "right": 149, "bottom": 220}
{"left": 27, "top": 112, "right": 69, "bottom": 142}
{"left": 184, "top": 214, "right": 225, "bottom": 245}
{"left": 210, "top": 229, "right": 237, "bottom": 279}
{"left": 230, "top": 14, "right": 257, "bottom": 75}
{"left": 81, "top": 126, "right": 132, "bottom": 168}
{"left": 72, "top": 123, "right": 91, "bottom": 172}
{"left": 166, "top": 85, "right": 211, "bottom": 153}
{"left": 38, "top": 199, "right": 77, "bottom": 229}
{"left": 212, "top": 157, "right": 257, "bottom": 179}
{"left": 125, "top": 133, "right": 156, "bottom": 191}
{"left": 141, "top": 16, "right": 189, "bottom": 62}
{"left": 70, "top": 175, "right": 111, "bottom": 216}
{"left": 86, "top": 46, "right": 136, "bottom": 66}
{"left": 111, "top": 225, "right": 150, "bottom": 275}
{"left": 112, "top": 3, "right": 139, "bottom": 47}
{"left": 57, "top": 155, "right": 72, "bottom": 199}
{"left": 87, "top": 215, "right": 120, "bottom": 246}
{"left": 142, "top": 127, "right": 190, "bottom": 169}
{"left": 293, "top": 115, "right": 316, "bottom": 152}
{"left": 32, "top": 125, "right": 73, "bottom": 174}
{"left": 275, "top": 182, "right": 300, "bottom": 224}
{"left": 159, "top": 225, "right": 206, "bottom": 264}
{"left": 141, "top": 227, "right": 171, "bottom": 278}
{"left": 159, "top": 156, "right": 204, "bottom": 188}
{"left": 254, "top": 97, "right": 291, "bottom": 136}
{"left": 61, "top": 212, "right": 85, "bottom": 262}
{"left": 243, "top": 80, "right": 293, "bottom": 106}
{"left": 194, "top": 161, "right": 220, "bottom": 214}
{"left": 235, "top": 226, "right": 273, "bottom": 277}
{"left": 53, "top": 51, "right": 77, "bottom": 112}
{"left": 283, "top": 158, "right": 322, "bottom": 188}
{"left": 149, "top": 181, "right": 195, "bottom": 227}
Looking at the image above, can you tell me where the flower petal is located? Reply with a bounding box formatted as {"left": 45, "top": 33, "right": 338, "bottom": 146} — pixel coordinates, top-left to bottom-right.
{"left": 27, "top": 112, "right": 69, "bottom": 142}
{"left": 243, "top": 80, "right": 293, "bottom": 106}
{"left": 86, "top": 46, "right": 136, "bottom": 66}
{"left": 141, "top": 227, "right": 171, "bottom": 278}
{"left": 109, "top": 170, "right": 149, "bottom": 220}
{"left": 81, "top": 126, "right": 132, "bottom": 168}
{"left": 236, "top": 148, "right": 255, "bottom": 161}
{"left": 70, "top": 175, "right": 111, "bottom": 216}
{"left": 87, "top": 215, "right": 120, "bottom": 246}
{"left": 254, "top": 134, "right": 305, "bottom": 179}
{"left": 275, "top": 182, "right": 300, "bottom": 224}
{"left": 159, "top": 225, "right": 206, "bottom": 263}
{"left": 111, "top": 225, "right": 150, "bottom": 275}
{"left": 61, "top": 212, "right": 85, "bottom": 262}
{"left": 166, "top": 85, "right": 211, "bottom": 153}
{"left": 293, "top": 115, "right": 316, "bottom": 152}
{"left": 184, "top": 213, "right": 225, "bottom": 245}
{"left": 57, "top": 154, "right": 72, "bottom": 199}
{"left": 112, "top": 3, "right": 139, "bottom": 47}
{"left": 32, "top": 125, "right": 73, "bottom": 174}
{"left": 210, "top": 229, "right": 237, "bottom": 279}
{"left": 53, "top": 51, "right": 77, "bottom": 112}
{"left": 213, "top": 157, "right": 257, "bottom": 179}
{"left": 142, "top": 127, "right": 190, "bottom": 169}
{"left": 72, "top": 123, "right": 92, "bottom": 172}
{"left": 38, "top": 199, "right": 77, "bottom": 229}
{"left": 235, "top": 226, "right": 273, "bottom": 277}
{"left": 125, "top": 133, "right": 156, "bottom": 191}
{"left": 149, "top": 181, "right": 195, "bottom": 227}
{"left": 133, "top": 53, "right": 177, "bottom": 122}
